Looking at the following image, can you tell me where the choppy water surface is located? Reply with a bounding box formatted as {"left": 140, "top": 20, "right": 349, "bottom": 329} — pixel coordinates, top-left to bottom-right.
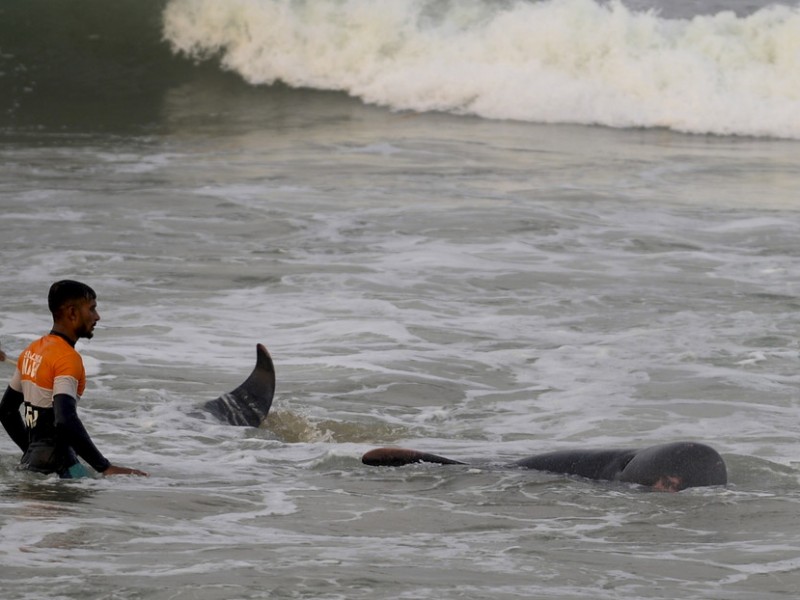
{"left": 1, "top": 1, "right": 800, "bottom": 598}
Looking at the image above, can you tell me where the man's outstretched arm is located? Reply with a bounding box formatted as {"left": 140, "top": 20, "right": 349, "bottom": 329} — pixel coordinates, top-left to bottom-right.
{"left": 54, "top": 394, "right": 147, "bottom": 476}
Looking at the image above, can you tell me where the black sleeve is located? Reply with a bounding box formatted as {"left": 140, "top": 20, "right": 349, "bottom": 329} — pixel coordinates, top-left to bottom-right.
{"left": 53, "top": 394, "right": 111, "bottom": 473}
{"left": 0, "top": 386, "right": 28, "bottom": 453}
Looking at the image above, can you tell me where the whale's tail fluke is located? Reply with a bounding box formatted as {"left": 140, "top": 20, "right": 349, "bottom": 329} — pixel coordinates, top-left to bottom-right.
{"left": 362, "top": 447, "right": 467, "bottom": 467}
{"left": 204, "top": 343, "right": 276, "bottom": 427}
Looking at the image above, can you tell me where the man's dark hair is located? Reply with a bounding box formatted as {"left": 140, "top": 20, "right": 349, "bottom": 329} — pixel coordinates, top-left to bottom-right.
{"left": 48, "top": 280, "right": 96, "bottom": 316}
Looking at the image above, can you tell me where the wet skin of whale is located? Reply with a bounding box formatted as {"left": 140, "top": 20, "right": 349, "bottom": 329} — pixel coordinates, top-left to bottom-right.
{"left": 362, "top": 442, "right": 728, "bottom": 492}
{"left": 205, "top": 345, "right": 727, "bottom": 492}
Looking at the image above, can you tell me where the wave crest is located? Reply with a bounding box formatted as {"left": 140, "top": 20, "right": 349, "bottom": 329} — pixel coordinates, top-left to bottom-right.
{"left": 163, "top": 0, "right": 800, "bottom": 139}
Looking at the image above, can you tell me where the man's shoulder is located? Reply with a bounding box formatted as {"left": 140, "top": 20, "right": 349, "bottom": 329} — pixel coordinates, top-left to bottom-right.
{"left": 24, "top": 335, "right": 83, "bottom": 374}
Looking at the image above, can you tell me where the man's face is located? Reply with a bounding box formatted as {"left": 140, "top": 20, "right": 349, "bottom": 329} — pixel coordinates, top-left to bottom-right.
{"left": 73, "top": 298, "right": 100, "bottom": 339}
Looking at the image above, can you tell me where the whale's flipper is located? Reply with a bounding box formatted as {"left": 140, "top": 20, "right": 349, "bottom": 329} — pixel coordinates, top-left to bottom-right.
{"left": 362, "top": 447, "right": 467, "bottom": 467}
{"left": 204, "top": 344, "right": 276, "bottom": 427}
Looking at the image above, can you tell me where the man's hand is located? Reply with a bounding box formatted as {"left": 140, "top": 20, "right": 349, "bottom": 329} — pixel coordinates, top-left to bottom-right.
{"left": 103, "top": 465, "right": 149, "bottom": 477}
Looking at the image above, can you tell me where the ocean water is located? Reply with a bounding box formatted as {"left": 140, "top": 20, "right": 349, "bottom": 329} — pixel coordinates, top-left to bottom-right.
{"left": 1, "top": 1, "right": 799, "bottom": 598}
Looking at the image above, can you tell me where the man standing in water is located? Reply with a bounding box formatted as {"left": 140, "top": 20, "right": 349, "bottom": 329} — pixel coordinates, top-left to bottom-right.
{"left": 0, "top": 280, "right": 147, "bottom": 478}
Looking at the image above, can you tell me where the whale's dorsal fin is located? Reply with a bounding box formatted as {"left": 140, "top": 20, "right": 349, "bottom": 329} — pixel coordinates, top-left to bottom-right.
{"left": 204, "top": 343, "right": 275, "bottom": 427}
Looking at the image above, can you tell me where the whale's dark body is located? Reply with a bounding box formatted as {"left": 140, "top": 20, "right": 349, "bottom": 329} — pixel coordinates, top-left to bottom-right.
{"left": 512, "top": 442, "right": 727, "bottom": 491}
{"left": 363, "top": 442, "right": 727, "bottom": 492}
{"left": 204, "top": 343, "right": 275, "bottom": 427}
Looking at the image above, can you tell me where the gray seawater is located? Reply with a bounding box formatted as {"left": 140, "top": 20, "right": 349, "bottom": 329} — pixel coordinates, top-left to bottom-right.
{"left": 2, "top": 1, "right": 800, "bottom": 598}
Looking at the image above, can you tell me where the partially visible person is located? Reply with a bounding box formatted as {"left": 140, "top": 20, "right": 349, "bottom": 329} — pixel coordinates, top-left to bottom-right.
{"left": 0, "top": 280, "right": 148, "bottom": 478}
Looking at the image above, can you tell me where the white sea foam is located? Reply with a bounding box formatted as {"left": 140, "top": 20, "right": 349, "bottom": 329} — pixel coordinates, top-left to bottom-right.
{"left": 163, "top": 0, "right": 800, "bottom": 138}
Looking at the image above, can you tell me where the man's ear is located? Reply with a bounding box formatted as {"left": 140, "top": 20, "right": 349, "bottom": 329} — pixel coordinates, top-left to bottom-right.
{"left": 62, "top": 303, "right": 79, "bottom": 322}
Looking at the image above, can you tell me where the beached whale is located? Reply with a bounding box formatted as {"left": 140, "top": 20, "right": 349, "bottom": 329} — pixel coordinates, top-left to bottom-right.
{"left": 362, "top": 442, "right": 727, "bottom": 492}
{"left": 204, "top": 343, "right": 275, "bottom": 427}
{"left": 204, "top": 345, "right": 727, "bottom": 491}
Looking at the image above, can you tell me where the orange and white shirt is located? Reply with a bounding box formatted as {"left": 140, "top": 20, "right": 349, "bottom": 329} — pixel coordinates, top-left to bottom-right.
{"left": 7, "top": 333, "right": 111, "bottom": 476}
{"left": 10, "top": 333, "right": 86, "bottom": 416}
